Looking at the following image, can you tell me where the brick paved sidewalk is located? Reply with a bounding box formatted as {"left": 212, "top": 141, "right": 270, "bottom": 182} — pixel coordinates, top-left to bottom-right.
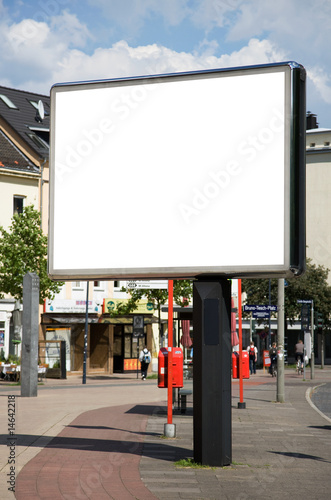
{"left": 7, "top": 367, "right": 331, "bottom": 500}
{"left": 16, "top": 402, "right": 162, "bottom": 500}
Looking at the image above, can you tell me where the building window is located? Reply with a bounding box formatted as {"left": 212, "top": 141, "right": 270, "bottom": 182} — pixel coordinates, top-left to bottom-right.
{"left": 13, "top": 196, "right": 24, "bottom": 215}
{"left": 26, "top": 132, "right": 49, "bottom": 149}
{"left": 0, "top": 94, "right": 18, "bottom": 109}
{"left": 29, "top": 100, "right": 39, "bottom": 110}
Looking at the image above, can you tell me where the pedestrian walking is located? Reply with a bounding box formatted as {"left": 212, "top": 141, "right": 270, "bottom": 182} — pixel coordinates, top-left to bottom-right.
{"left": 139, "top": 346, "right": 151, "bottom": 380}
{"left": 248, "top": 341, "right": 257, "bottom": 374}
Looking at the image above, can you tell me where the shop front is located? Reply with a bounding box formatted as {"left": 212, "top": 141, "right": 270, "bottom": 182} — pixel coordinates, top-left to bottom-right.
{"left": 42, "top": 298, "right": 158, "bottom": 375}
{"left": 101, "top": 298, "right": 157, "bottom": 373}
{"left": 42, "top": 299, "right": 105, "bottom": 374}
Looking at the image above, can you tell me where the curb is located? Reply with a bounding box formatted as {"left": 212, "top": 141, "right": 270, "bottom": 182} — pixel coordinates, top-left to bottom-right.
{"left": 305, "top": 383, "right": 331, "bottom": 424}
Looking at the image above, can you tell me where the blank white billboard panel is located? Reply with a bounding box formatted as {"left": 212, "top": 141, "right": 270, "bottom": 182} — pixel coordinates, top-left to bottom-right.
{"left": 49, "top": 62, "right": 306, "bottom": 279}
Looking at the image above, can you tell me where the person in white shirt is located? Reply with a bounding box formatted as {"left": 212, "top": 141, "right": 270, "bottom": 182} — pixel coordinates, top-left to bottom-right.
{"left": 139, "top": 346, "right": 151, "bottom": 380}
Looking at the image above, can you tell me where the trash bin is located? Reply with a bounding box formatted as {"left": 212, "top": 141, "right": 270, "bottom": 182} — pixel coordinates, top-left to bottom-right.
{"left": 232, "top": 351, "right": 249, "bottom": 379}
{"left": 241, "top": 351, "right": 250, "bottom": 378}
{"left": 232, "top": 352, "right": 239, "bottom": 378}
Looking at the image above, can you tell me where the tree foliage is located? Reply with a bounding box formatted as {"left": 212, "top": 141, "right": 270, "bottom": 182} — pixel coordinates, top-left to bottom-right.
{"left": 0, "top": 205, "right": 64, "bottom": 304}
{"left": 107, "top": 280, "right": 193, "bottom": 317}
{"left": 106, "top": 280, "right": 193, "bottom": 341}
{"left": 242, "top": 258, "right": 331, "bottom": 327}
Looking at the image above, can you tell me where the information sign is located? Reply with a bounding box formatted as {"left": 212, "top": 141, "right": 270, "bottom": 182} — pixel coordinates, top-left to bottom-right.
{"left": 127, "top": 280, "right": 168, "bottom": 289}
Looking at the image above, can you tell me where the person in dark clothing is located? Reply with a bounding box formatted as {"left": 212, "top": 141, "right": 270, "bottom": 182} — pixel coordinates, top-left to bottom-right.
{"left": 247, "top": 341, "right": 257, "bottom": 374}
{"left": 269, "top": 342, "right": 277, "bottom": 374}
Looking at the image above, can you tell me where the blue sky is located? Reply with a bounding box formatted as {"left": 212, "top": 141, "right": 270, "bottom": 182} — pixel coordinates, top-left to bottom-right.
{"left": 1, "top": 0, "right": 331, "bottom": 127}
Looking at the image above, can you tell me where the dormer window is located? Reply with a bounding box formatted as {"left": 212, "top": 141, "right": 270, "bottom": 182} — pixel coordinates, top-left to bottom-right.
{"left": 0, "top": 94, "right": 18, "bottom": 109}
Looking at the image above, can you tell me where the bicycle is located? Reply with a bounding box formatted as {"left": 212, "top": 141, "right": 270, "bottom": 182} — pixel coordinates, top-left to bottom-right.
{"left": 269, "top": 356, "right": 277, "bottom": 377}
{"left": 271, "top": 362, "right": 277, "bottom": 377}
{"left": 296, "top": 357, "right": 304, "bottom": 375}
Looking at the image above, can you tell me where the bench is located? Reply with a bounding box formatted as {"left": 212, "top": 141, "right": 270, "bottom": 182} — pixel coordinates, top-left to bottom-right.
{"left": 178, "top": 389, "right": 192, "bottom": 414}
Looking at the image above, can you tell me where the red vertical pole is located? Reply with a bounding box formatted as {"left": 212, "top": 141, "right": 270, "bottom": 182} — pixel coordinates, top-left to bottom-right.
{"left": 238, "top": 279, "right": 245, "bottom": 408}
{"left": 167, "top": 280, "right": 173, "bottom": 424}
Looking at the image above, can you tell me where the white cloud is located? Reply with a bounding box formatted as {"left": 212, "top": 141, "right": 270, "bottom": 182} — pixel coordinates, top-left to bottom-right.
{"left": 50, "top": 10, "right": 93, "bottom": 48}
{"left": 0, "top": 13, "right": 93, "bottom": 92}
{"left": 228, "top": 0, "right": 331, "bottom": 55}
{"left": 0, "top": 6, "right": 287, "bottom": 95}
{"left": 48, "top": 38, "right": 286, "bottom": 90}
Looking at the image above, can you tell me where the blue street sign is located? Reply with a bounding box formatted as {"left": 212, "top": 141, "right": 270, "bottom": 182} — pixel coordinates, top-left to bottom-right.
{"left": 244, "top": 304, "right": 278, "bottom": 312}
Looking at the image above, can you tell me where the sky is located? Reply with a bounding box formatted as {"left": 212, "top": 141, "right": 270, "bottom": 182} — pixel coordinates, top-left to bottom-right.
{"left": 1, "top": 0, "right": 331, "bottom": 127}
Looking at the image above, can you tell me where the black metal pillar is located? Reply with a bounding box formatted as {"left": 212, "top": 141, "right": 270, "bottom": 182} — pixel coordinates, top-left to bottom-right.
{"left": 193, "top": 279, "right": 232, "bottom": 466}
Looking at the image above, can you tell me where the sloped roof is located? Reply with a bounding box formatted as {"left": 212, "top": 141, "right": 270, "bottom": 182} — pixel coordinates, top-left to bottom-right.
{"left": 0, "top": 128, "right": 38, "bottom": 174}
{"left": 0, "top": 85, "right": 50, "bottom": 159}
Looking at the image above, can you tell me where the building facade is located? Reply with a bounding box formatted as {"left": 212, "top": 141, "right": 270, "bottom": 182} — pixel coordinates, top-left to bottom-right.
{"left": 306, "top": 121, "right": 331, "bottom": 363}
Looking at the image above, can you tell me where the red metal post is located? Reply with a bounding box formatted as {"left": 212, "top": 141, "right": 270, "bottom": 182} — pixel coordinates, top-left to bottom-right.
{"left": 238, "top": 279, "right": 245, "bottom": 408}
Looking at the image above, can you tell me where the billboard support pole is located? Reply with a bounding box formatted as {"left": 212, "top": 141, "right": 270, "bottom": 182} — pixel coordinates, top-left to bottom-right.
{"left": 193, "top": 278, "right": 231, "bottom": 466}
{"left": 164, "top": 280, "right": 175, "bottom": 437}
{"left": 238, "top": 279, "right": 246, "bottom": 409}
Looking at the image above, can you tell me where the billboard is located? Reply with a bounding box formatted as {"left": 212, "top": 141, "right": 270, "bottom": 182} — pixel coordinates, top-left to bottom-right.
{"left": 48, "top": 62, "right": 306, "bottom": 280}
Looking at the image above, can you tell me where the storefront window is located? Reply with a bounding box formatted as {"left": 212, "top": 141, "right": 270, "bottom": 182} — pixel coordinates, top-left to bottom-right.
{"left": 113, "top": 332, "right": 122, "bottom": 356}
{"left": 113, "top": 324, "right": 147, "bottom": 360}
{"left": 126, "top": 326, "right": 146, "bottom": 358}
{"left": 124, "top": 335, "right": 132, "bottom": 358}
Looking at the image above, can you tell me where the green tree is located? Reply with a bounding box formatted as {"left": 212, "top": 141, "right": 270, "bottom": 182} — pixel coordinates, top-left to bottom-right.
{"left": 0, "top": 205, "right": 64, "bottom": 304}
{"left": 242, "top": 258, "right": 331, "bottom": 327}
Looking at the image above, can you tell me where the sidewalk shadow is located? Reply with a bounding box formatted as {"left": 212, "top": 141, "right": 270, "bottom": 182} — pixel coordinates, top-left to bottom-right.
{"left": 0, "top": 433, "right": 189, "bottom": 460}
{"left": 269, "top": 451, "right": 331, "bottom": 463}
{"left": 125, "top": 404, "right": 193, "bottom": 417}
{"left": 67, "top": 424, "right": 161, "bottom": 438}
{"left": 308, "top": 425, "right": 331, "bottom": 431}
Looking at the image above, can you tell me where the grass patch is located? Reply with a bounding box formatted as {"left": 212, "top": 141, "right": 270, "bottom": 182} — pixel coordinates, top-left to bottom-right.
{"left": 175, "top": 458, "right": 215, "bottom": 469}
